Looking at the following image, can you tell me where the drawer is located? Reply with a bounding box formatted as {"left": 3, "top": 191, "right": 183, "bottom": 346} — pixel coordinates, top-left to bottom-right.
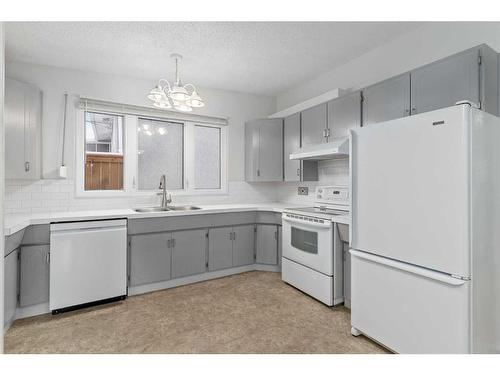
{"left": 128, "top": 212, "right": 257, "bottom": 234}
{"left": 255, "top": 211, "right": 282, "bottom": 225}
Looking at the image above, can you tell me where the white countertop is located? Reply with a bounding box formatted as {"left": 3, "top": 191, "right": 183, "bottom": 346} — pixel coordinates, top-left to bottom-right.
{"left": 3, "top": 202, "right": 350, "bottom": 236}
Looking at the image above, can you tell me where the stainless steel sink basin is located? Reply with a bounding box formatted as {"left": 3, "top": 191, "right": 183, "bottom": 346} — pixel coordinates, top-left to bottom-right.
{"left": 167, "top": 205, "right": 201, "bottom": 211}
{"left": 134, "top": 207, "right": 170, "bottom": 213}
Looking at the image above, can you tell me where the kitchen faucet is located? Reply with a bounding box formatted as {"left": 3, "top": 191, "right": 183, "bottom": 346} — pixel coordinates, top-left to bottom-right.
{"left": 158, "top": 174, "right": 172, "bottom": 209}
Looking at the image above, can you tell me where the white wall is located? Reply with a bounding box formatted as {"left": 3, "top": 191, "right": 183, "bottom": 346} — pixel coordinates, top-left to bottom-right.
{"left": 277, "top": 22, "right": 500, "bottom": 110}
{"left": 1, "top": 22, "right": 5, "bottom": 352}
{"left": 4, "top": 62, "right": 280, "bottom": 212}
{"left": 6, "top": 61, "right": 276, "bottom": 181}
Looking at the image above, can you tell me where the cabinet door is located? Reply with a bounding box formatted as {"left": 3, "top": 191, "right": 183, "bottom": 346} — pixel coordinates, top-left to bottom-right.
{"left": 208, "top": 227, "right": 233, "bottom": 271}
{"left": 19, "top": 245, "right": 50, "bottom": 307}
{"left": 258, "top": 119, "right": 283, "bottom": 181}
{"left": 411, "top": 48, "right": 480, "bottom": 115}
{"left": 301, "top": 103, "right": 327, "bottom": 146}
{"left": 327, "top": 91, "right": 361, "bottom": 138}
{"left": 362, "top": 74, "right": 411, "bottom": 126}
{"left": 129, "top": 233, "right": 171, "bottom": 286}
{"left": 171, "top": 229, "right": 207, "bottom": 278}
{"left": 5, "top": 78, "right": 27, "bottom": 179}
{"left": 23, "top": 86, "right": 42, "bottom": 179}
{"left": 256, "top": 225, "right": 278, "bottom": 265}
{"left": 284, "top": 113, "right": 301, "bottom": 182}
{"left": 233, "top": 225, "right": 255, "bottom": 267}
{"left": 245, "top": 121, "right": 260, "bottom": 182}
{"left": 5, "top": 250, "right": 19, "bottom": 326}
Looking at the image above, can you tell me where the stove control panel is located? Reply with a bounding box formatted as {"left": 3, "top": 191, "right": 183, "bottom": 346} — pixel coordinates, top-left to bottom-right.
{"left": 315, "top": 186, "right": 349, "bottom": 206}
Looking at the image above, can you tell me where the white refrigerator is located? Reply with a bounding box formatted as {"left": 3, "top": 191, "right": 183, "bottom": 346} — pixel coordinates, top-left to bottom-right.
{"left": 349, "top": 104, "right": 500, "bottom": 353}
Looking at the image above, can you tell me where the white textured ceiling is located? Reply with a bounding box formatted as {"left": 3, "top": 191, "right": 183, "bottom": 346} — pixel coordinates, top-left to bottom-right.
{"left": 5, "top": 22, "right": 423, "bottom": 96}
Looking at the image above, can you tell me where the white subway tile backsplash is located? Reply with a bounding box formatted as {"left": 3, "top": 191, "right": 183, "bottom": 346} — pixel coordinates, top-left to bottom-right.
{"left": 3, "top": 159, "right": 349, "bottom": 214}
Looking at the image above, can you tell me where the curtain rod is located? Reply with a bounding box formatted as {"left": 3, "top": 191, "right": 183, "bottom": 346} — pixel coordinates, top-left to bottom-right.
{"left": 76, "top": 96, "right": 229, "bottom": 126}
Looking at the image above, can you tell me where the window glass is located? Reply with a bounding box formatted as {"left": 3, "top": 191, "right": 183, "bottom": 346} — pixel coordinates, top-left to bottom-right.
{"left": 137, "top": 118, "right": 184, "bottom": 190}
{"left": 194, "top": 125, "right": 221, "bottom": 189}
{"left": 84, "top": 112, "right": 124, "bottom": 190}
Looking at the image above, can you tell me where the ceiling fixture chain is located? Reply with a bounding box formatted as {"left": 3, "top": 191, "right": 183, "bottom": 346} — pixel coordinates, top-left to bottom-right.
{"left": 147, "top": 53, "right": 205, "bottom": 112}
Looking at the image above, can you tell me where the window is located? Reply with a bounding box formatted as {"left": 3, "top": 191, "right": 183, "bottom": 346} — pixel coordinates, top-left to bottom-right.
{"left": 84, "top": 112, "right": 124, "bottom": 191}
{"left": 137, "top": 118, "right": 184, "bottom": 190}
{"left": 75, "top": 107, "right": 227, "bottom": 197}
{"left": 194, "top": 125, "right": 221, "bottom": 190}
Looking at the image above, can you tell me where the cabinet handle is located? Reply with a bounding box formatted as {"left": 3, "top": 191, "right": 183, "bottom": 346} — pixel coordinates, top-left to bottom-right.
{"left": 172, "top": 239, "right": 176, "bottom": 248}
{"left": 412, "top": 107, "right": 417, "bottom": 114}
{"left": 296, "top": 168, "right": 300, "bottom": 177}
{"left": 404, "top": 108, "right": 410, "bottom": 115}
{"left": 274, "top": 231, "right": 278, "bottom": 240}
{"left": 25, "top": 161, "right": 30, "bottom": 172}
{"left": 167, "top": 239, "right": 171, "bottom": 248}
{"left": 233, "top": 232, "right": 236, "bottom": 241}
{"left": 257, "top": 169, "right": 260, "bottom": 177}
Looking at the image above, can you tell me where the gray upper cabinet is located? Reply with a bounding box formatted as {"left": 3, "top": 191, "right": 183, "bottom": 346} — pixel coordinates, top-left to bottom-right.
{"left": 171, "top": 229, "right": 207, "bottom": 279}
{"left": 245, "top": 119, "right": 283, "bottom": 182}
{"left": 301, "top": 103, "right": 327, "bottom": 146}
{"left": 283, "top": 113, "right": 301, "bottom": 182}
{"left": 283, "top": 113, "right": 318, "bottom": 182}
{"left": 4, "top": 249, "right": 18, "bottom": 327}
{"left": 327, "top": 91, "right": 362, "bottom": 138}
{"left": 233, "top": 225, "right": 255, "bottom": 267}
{"left": 256, "top": 225, "right": 278, "bottom": 265}
{"left": 19, "top": 245, "right": 50, "bottom": 307}
{"left": 362, "top": 74, "right": 411, "bottom": 126}
{"left": 129, "top": 233, "right": 171, "bottom": 287}
{"left": 208, "top": 227, "right": 233, "bottom": 271}
{"left": 410, "top": 47, "right": 481, "bottom": 116}
{"left": 5, "top": 78, "right": 42, "bottom": 179}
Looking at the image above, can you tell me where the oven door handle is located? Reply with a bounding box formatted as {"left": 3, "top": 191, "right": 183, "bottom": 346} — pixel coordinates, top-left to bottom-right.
{"left": 282, "top": 215, "right": 332, "bottom": 229}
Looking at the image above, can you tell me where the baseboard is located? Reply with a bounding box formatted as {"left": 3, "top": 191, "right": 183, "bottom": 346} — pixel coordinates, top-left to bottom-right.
{"left": 128, "top": 263, "right": 279, "bottom": 296}
{"left": 14, "top": 302, "right": 50, "bottom": 321}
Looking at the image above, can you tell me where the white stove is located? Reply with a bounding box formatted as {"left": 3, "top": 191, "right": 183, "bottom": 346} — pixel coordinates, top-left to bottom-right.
{"left": 281, "top": 186, "right": 350, "bottom": 306}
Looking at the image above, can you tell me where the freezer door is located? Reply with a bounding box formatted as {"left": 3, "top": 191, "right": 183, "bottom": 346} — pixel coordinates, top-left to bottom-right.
{"left": 351, "top": 105, "right": 470, "bottom": 277}
{"left": 350, "top": 250, "right": 470, "bottom": 354}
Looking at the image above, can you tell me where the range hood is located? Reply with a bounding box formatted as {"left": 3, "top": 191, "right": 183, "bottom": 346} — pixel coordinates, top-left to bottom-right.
{"left": 289, "top": 137, "right": 349, "bottom": 160}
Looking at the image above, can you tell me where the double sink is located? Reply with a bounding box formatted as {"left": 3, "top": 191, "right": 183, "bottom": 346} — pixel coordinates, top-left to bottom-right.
{"left": 134, "top": 205, "right": 201, "bottom": 213}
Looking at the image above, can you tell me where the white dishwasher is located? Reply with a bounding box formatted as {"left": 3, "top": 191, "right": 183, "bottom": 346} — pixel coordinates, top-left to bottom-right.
{"left": 49, "top": 219, "right": 127, "bottom": 313}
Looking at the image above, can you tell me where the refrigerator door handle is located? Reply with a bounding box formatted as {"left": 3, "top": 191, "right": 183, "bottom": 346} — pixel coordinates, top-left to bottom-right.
{"left": 349, "top": 249, "right": 467, "bottom": 286}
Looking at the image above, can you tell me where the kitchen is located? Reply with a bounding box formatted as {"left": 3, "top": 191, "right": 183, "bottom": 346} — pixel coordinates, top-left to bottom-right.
{"left": 1, "top": 12, "right": 500, "bottom": 369}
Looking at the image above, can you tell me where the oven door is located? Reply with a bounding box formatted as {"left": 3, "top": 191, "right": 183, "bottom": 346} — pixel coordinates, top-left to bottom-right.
{"left": 282, "top": 213, "right": 334, "bottom": 275}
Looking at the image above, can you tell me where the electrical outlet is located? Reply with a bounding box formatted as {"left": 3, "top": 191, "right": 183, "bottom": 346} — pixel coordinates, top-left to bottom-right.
{"left": 298, "top": 187, "right": 308, "bottom": 196}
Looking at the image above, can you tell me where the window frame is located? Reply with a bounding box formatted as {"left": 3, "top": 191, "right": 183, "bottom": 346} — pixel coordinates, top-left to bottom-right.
{"left": 75, "top": 109, "right": 228, "bottom": 197}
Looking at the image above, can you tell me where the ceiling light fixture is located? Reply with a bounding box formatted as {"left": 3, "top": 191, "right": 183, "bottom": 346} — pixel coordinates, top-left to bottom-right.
{"left": 147, "top": 53, "right": 205, "bottom": 112}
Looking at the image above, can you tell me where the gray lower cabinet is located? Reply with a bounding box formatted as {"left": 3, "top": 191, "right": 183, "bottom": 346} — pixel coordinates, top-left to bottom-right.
{"left": 232, "top": 225, "right": 255, "bottom": 267}
{"left": 284, "top": 113, "right": 318, "bottom": 182}
{"left": 208, "top": 227, "right": 233, "bottom": 271}
{"left": 301, "top": 103, "right": 327, "bottom": 146}
{"left": 245, "top": 119, "right": 283, "bottom": 182}
{"left": 19, "top": 245, "right": 49, "bottom": 307}
{"left": 4, "top": 249, "right": 19, "bottom": 327}
{"left": 256, "top": 225, "right": 278, "bottom": 265}
{"left": 209, "top": 225, "right": 255, "bottom": 270}
{"left": 327, "top": 91, "right": 362, "bottom": 138}
{"left": 171, "top": 229, "right": 207, "bottom": 278}
{"left": 410, "top": 47, "right": 481, "bottom": 116}
{"left": 129, "top": 233, "right": 171, "bottom": 286}
{"left": 362, "top": 73, "right": 411, "bottom": 126}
